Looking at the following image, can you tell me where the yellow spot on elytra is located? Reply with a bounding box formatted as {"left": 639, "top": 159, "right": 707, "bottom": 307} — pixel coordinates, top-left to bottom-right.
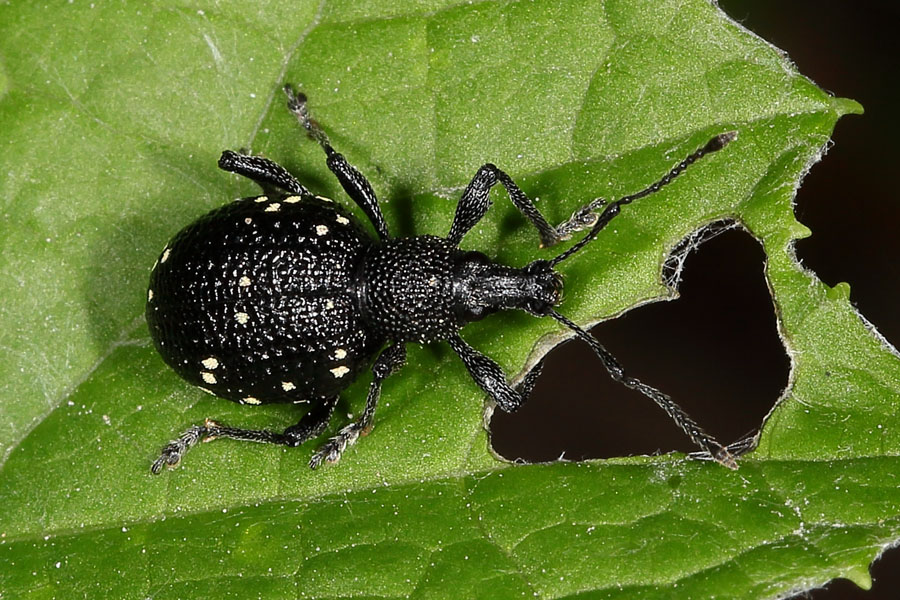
{"left": 336, "top": 215, "right": 349, "bottom": 225}
{"left": 198, "top": 387, "right": 215, "bottom": 395}
{"left": 238, "top": 276, "right": 251, "bottom": 287}
{"left": 334, "top": 348, "right": 347, "bottom": 360}
{"left": 161, "top": 248, "right": 171, "bottom": 263}
{"left": 284, "top": 196, "right": 302, "bottom": 203}
{"left": 243, "top": 396, "right": 261, "bottom": 405}
{"left": 235, "top": 311, "right": 249, "bottom": 324}
{"left": 265, "top": 203, "right": 281, "bottom": 212}
{"left": 330, "top": 366, "right": 350, "bottom": 378}
{"left": 201, "top": 371, "right": 217, "bottom": 385}
{"left": 315, "top": 195, "right": 333, "bottom": 203}
{"left": 254, "top": 196, "right": 269, "bottom": 203}
{"left": 147, "top": 289, "right": 154, "bottom": 301}
{"left": 325, "top": 300, "right": 335, "bottom": 310}
{"left": 281, "top": 381, "right": 296, "bottom": 391}
{"left": 201, "top": 357, "right": 219, "bottom": 370}
{"left": 315, "top": 225, "right": 329, "bottom": 236}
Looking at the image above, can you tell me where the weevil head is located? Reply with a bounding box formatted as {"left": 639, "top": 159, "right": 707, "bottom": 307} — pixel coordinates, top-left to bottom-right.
{"left": 520, "top": 259, "right": 564, "bottom": 315}
{"left": 451, "top": 253, "right": 563, "bottom": 323}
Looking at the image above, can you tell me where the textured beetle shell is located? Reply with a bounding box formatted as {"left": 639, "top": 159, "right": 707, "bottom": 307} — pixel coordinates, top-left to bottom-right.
{"left": 359, "top": 236, "right": 465, "bottom": 344}
{"left": 146, "top": 195, "right": 383, "bottom": 404}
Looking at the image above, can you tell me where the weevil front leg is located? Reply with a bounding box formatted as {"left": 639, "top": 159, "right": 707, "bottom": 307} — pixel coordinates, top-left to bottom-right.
{"left": 446, "top": 333, "right": 528, "bottom": 413}
{"left": 446, "top": 164, "right": 596, "bottom": 249}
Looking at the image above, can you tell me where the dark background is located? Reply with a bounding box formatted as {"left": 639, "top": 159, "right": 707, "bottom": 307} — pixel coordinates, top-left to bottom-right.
{"left": 490, "top": 2, "right": 900, "bottom": 598}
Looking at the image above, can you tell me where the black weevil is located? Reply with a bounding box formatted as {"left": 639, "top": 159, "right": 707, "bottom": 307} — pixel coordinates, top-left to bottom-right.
{"left": 147, "top": 84, "right": 740, "bottom": 472}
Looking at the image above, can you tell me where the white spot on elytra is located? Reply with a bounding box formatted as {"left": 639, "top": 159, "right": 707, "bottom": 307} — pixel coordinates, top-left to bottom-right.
{"left": 160, "top": 248, "right": 171, "bottom": 263}
{"left": 334, "top": 348, "right": 347, "bottom": 359}
{"left": 243, "top": 396, "right": 261, "bottom": 405}
{"left": 147, "top": 289, "right": 154, "bottom": 301}
{"left": 238, "top": 276, "right": 251, "bottom": 287}
{"left": 336, "top": 215, "right": 349, "bottom": 225}
{"left": 201, "top": 371, "right": 217, "bottom": 385}
{"left": 282, "top": 381, "right": 296, "bottom": 391}
{"left": 325, "top": 300, "right": 335, "bottom": 309}
{"left": 235, "top": 311, "right": 249, "bottom": 324}
{"left": 265, "top": 203, "right": 281, "bottom": 212}
{"left": 315, "top": 225, "right": 329, "bottom": 236}
{"left": 315, "top": 195, "right": 333, "bottom": 203}
{"left": 201, "top": 357, "right": 219, "bottom": 370}
{"left": 254, "top": 195, "right": 269, "bottom": 203}
{"left": 330, "top": 366, "right": 350, "bottom": 378}
{"left": 198, "top": 387, "right": 215, "bottom": 395}
{"left": 244, "top": 217, "right": 253, "bottom": 225}
{"left": 284, "top": 195, "right": 301, "bottom": 203}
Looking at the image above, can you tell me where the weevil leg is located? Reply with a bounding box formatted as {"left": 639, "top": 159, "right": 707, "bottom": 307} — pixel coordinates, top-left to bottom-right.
{"left": 309, "top": 343, "right": 407, "bottom": 469}
{"left": 446, "top": 333, "right": 528, "bottom": 413}
{"left": 547, "top": 309, "right": 738, "bottom": 469}
{"left": 151, "top": 395, "right": 339, "bottom": 473}
{"left": 151, "top": 424, "right": 207, "bottom": 474}
{"left": 217, "top": 150, "right": 311, "bottom": 197}
{"left": 284, "top": 84, "right": 391, "bottom": 241}
{"left": 448, "top": 132, "right": 738, "bottom": 252}
{"left": 514, "top": 355, "right": 546, "bottom": 399}
{"left": 447, "top": 164, "right": 579, "bottom": 248}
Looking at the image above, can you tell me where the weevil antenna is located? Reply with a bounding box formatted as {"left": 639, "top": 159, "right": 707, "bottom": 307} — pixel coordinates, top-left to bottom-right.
{"left": 549, "top": 131, "right": 737, "bottom": 267}
{"left": 546, "top": 308, "right": 738, "bottom": 469}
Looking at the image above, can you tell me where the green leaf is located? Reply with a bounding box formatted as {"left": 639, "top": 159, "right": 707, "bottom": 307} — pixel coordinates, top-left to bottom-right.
{"left": 1, "top": 1, "right": 892, "bottom": 599}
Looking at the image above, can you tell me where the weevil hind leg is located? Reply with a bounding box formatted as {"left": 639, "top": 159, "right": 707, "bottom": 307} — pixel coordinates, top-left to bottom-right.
{"left": 150, "top": 395, "right": 339, "bottom": 473}
{"left": 151, "top": 423, "right": 209, "bottom": 474}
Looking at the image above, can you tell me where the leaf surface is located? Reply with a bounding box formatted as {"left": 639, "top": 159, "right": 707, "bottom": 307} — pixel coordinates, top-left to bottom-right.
{"left": 1, "top": 1, "right": 893, "bottom": 598}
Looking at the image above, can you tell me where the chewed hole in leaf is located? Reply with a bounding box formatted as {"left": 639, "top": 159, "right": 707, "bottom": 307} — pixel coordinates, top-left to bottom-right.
{"left": 490, "top": 225, "right": 789, "bottom": 463}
